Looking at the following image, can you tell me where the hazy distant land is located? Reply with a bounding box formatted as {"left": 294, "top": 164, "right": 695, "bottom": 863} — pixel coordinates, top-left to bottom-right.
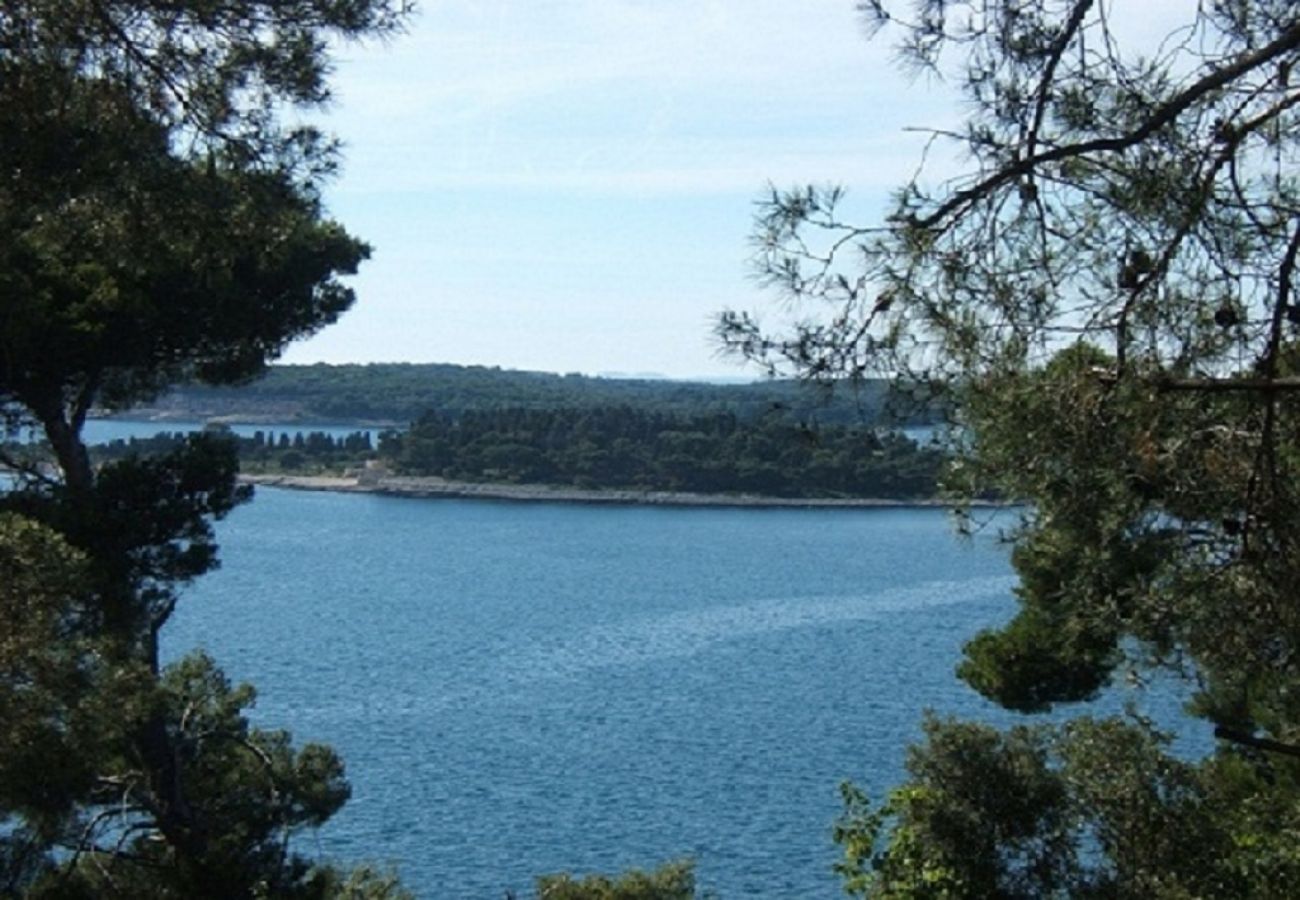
{"left": 109, "top": 361, "right": 941, "bottom": 428}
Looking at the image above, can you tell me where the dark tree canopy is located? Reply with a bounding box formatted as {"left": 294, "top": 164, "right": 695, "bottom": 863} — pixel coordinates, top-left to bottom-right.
{"left": 534, "top": 860, "right": 699, "bottom": 900}
{"left": 721, "top": 1, "right": 1300, "bottom": 894}
{"left": 0, "top": 2, "right": 403, "bottom": 487}
{"left": 0, "top": 66, "right": 367, "bottom": 396}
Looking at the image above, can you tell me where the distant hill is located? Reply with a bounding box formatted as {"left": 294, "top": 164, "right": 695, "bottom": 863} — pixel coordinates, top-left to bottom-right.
{"left": 115, "top": 362, "right": 940, "bottom": 427}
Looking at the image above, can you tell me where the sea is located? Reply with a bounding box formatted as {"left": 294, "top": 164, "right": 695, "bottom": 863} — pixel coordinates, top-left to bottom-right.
{"left": 19, "top": 421, "right": 1208, "bottom": 896}
{"left": 168, "top": 494, "right": 1204, "bottom": 897}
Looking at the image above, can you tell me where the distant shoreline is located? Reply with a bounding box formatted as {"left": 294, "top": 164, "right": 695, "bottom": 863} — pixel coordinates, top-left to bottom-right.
{"left": 238, "top": 473, "right": 996, "bottom": 510}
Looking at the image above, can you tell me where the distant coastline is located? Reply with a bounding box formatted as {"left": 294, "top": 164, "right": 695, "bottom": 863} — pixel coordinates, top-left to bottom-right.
{"left": 238, "top": 473, "right": 996, "bottom": 510}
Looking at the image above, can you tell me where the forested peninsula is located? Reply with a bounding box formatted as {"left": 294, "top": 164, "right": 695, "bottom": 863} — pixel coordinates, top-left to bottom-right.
{"left": 73, "top": 363, "right": 951, "bottom": 503}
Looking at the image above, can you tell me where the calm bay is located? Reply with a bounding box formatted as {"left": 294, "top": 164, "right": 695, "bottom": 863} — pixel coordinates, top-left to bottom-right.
{"left": 161, "top": 484, "right": 1204, "bottom": 897}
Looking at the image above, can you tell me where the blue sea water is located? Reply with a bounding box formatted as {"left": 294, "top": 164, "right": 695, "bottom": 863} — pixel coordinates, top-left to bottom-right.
{"left": 163, "top": 488, "right": 1207, "bottom": 898}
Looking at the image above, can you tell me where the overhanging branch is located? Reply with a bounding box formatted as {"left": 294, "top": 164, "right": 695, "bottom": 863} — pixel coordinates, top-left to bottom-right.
{"left": 1215, "top": 725, "right": 1300, "bottom": 759}
{"left": 1155, "top": 376, "right": 1300, "bottom": 393}
{"left": 913, "top": 19, "right": 1300, "bottom": 231}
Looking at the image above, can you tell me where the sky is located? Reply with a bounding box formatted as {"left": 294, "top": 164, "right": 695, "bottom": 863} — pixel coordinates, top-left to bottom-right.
{"left": 283, "top": 0, "right": 1191, "bottom": 379}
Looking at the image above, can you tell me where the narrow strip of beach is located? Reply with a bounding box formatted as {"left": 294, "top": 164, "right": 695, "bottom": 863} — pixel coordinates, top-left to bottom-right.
{"left": 237, "top": 473, "right": 983, "bottom": 509}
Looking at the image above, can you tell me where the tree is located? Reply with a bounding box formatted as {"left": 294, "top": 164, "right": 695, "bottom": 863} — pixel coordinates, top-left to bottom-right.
{"left": 0, "top": 2, "right": 413, "bottom": 894}
{"left": 719, "top": 0, "right": 1300, "bottom": 894}
{"left": 0, "top": 512, "right": 146, "bottom": 893}
{"left": 534, "top": 860, "right": 702, "bottom": 900}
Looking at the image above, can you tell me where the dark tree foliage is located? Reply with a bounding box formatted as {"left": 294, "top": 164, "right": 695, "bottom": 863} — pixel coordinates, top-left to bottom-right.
{"left": 0, "top": 2, "right": 414, "bottom": 896}
{"left": 534, "top": 860, "right": 702, "bottom": 900}
{"left": 720, "top": 0, "right": 1300, "bottom": 894}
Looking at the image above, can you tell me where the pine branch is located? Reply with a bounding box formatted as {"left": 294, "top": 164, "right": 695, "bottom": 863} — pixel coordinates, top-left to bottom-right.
{"left": 913, "top": 19, "right": 1300, "bottom": 232}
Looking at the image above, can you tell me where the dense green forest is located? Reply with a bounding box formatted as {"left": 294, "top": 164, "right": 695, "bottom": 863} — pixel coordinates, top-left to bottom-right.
{"left": 118, "top": 362, "right": 938, "bottom": 427}
{"left": 384, "top": 407, "right": 942, "bottom": 498}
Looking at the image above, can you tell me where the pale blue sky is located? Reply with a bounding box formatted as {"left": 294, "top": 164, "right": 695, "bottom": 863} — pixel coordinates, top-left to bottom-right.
{"left": 283, "top": 0, "right": 1186, "bottom": 379}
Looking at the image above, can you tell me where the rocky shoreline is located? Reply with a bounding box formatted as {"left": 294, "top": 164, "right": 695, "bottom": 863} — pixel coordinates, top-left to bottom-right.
{"left": 237, "top": 473, "right": 984, "bottom": 509}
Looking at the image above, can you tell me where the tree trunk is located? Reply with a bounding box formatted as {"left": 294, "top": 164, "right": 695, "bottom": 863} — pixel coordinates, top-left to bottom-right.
{"left": 32, "top": 396, "right": 94, "bottom": 493}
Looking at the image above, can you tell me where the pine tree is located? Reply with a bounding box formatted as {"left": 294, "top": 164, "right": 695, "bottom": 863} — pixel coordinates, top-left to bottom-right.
{"left": 0, "top": 3, "right": 415, "bottom": 895}
{"left": 721, "top": 1, "right": 1300, "bottom": 893}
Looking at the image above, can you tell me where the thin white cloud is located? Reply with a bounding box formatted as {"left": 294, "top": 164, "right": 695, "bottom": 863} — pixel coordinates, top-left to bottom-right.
{"left": 332, "top": 130, "right": 954, "bottom": 197}
{"left": 323, "top": 10, "right": 959, "bottom": 203}
{"left": 327, "top": 0, "right": 939, "bottom": 191}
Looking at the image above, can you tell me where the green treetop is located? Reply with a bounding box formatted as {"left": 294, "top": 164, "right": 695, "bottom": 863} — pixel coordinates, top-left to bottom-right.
{"left": 721, "top": 1, "right": 1300, "bottom": 895}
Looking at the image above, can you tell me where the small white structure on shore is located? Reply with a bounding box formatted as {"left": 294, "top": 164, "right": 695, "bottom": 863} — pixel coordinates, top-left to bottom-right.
{"left": 357, "top": 459, "right": 389, "bottom": 486}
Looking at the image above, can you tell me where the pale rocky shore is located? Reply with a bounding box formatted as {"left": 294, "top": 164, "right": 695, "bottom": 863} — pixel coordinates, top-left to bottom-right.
{"left": 237, "top": 472, "right": 980, "bottom": 509}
